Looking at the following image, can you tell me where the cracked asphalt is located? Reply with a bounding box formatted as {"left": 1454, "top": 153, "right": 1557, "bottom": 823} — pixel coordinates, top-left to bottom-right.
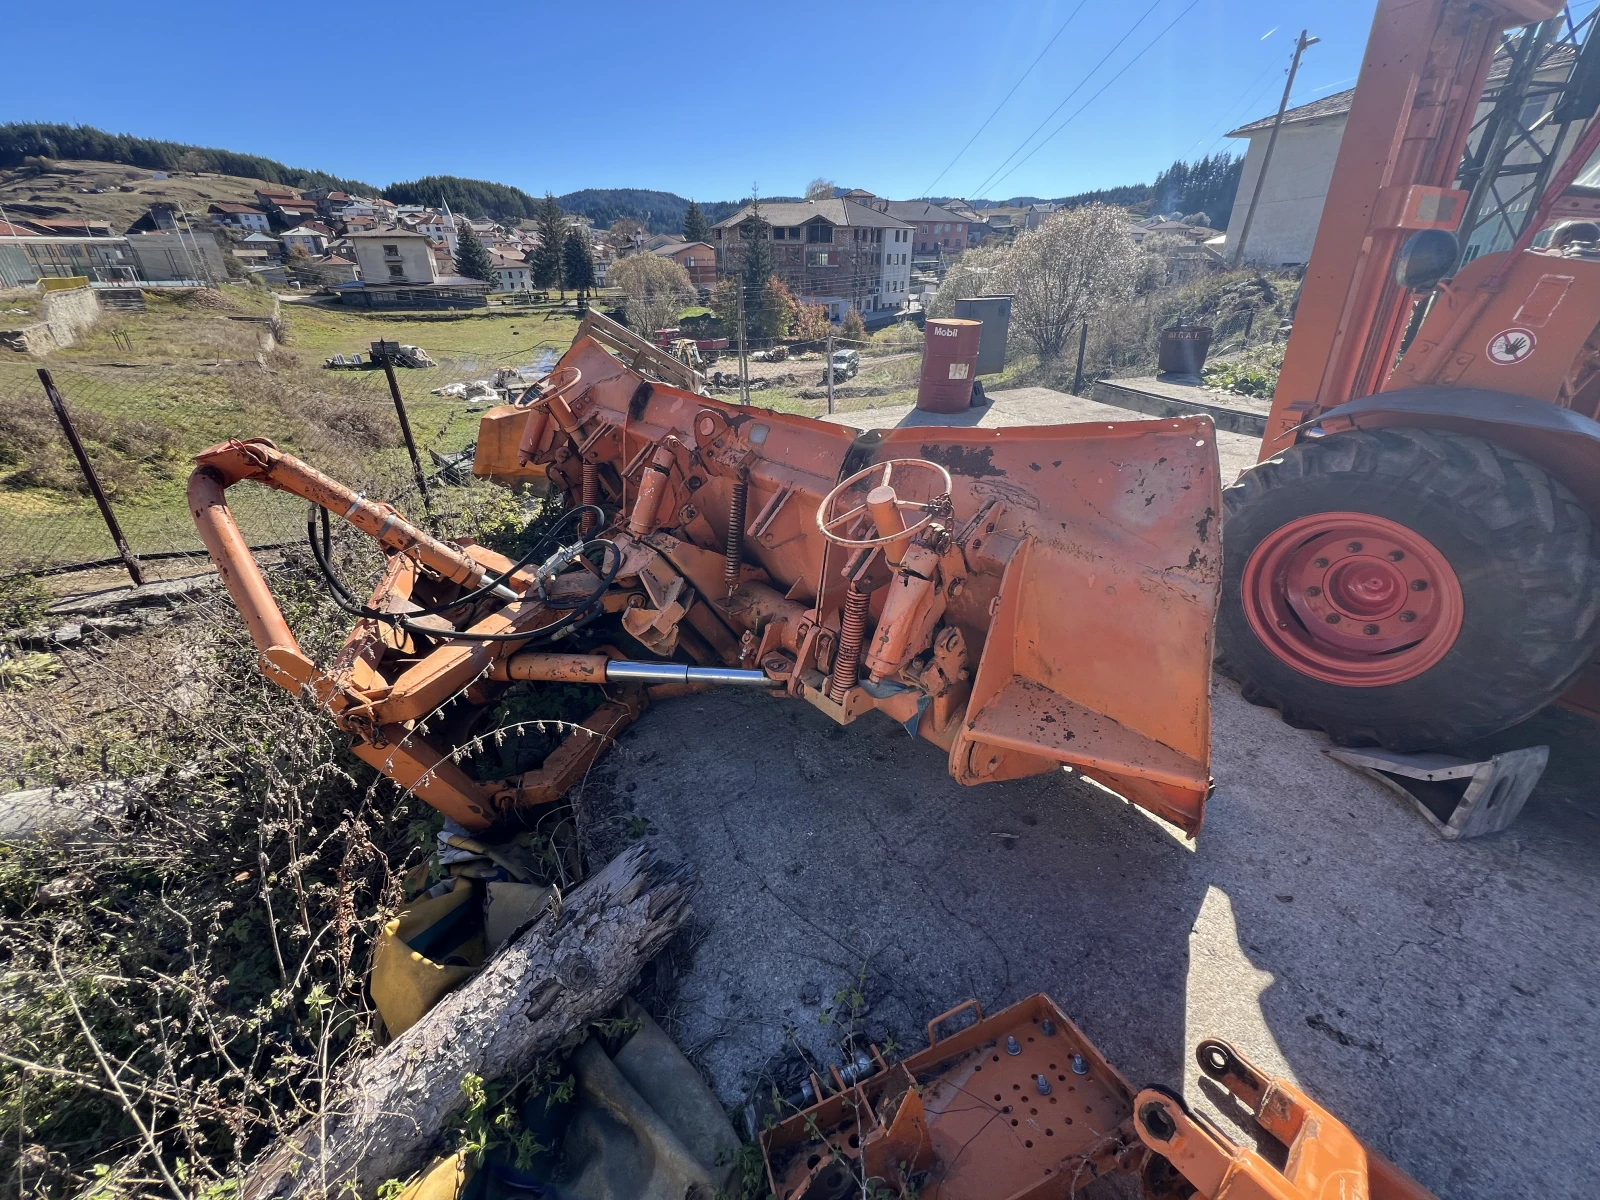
{"left": 585, "top": 679, "right": 1599, "bottom": 1200}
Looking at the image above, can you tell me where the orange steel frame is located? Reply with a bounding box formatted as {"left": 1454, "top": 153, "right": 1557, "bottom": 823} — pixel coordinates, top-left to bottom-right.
{"left": 1260, "top": 0, "right": 1580, "bottom": 455}
{"left": 190, "top": 333, "right": 1223, "bottom": 835}
{"left": 758, "top": 992, "right": 1440, "bottom": 1200}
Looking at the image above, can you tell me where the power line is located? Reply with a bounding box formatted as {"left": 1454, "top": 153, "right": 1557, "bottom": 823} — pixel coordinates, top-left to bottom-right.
{"left": 920, "top": 0, "right": 1091, "bottom": 198}
{"left": 981, "top": 0, "right": 1205, "bottom": 200}
{"left": 966, "top": 0, "right": 1169, "bottom": 201}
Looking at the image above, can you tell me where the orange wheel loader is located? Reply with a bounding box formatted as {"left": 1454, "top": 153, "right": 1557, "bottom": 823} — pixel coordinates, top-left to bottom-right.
{"left": 1218, "top": 0, "right": 1600, "bottom": 748}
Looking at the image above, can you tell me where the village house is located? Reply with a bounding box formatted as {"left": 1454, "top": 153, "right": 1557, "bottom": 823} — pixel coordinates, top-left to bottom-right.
{"left": 489, "top": 251, "right": 535, "bottom": 293}
{"left": 254, "top": 185, "right": 299, "bottom": 209}
{"left": 209, "top": 202, "right": 270, "bottom": 232}
{"left": 712, "top": 199, "right": 914, "bottom": 322}
{"left": 417, "top": 211, "right": 458, "bottom": 251}
{"left": 651, "top": 240, "right": 716, "bottom": 288}
{"left": 335, "top": 228, "right": 489, "bottom": 309}
{"left": 232, "top": 231, "right": 283, "bottom": 263}
{"left": 281, "top": 225, "right": 330, "bottom": 256}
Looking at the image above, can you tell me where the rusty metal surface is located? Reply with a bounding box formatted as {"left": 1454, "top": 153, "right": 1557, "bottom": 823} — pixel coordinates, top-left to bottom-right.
{"left": 761, "top": 994, "right": 1141, "bottom": 1200}
{"left": 1134, "top": 1040, "right": 1439, "bottom": 1200}
{"left": 190, "top": 328, "right": 1221, "bottom": 833}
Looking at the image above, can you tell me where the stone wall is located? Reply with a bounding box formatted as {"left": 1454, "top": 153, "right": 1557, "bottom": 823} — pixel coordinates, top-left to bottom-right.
{"left": 0, "top": 284, "right": 103, "bottom": 353}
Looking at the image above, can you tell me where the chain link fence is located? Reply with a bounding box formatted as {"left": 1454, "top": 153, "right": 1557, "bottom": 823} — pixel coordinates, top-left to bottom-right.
{"left": 0, "top": 288, "right": 572, "bottom": 581}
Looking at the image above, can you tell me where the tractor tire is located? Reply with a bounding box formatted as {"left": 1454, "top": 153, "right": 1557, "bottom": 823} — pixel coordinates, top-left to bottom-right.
{"left": 1217, "top": 426, "right": 1600, "bottom": 750}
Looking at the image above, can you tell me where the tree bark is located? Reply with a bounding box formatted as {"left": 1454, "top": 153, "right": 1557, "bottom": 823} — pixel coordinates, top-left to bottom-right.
{"left": 241, "top": 844, "right": 694, "bottom": 1200}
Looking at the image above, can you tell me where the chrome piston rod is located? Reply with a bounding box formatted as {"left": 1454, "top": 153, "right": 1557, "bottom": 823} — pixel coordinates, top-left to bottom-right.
{"left": 605, "top": 661, "right": 773, "bottom": 687}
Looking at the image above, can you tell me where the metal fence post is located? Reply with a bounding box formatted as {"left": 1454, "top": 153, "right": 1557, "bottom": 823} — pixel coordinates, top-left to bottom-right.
{"left": 1071, "top": 320, "right": 1089, "bottom": 395}
{"left": 36, "top": 368, "right": 145, "bottom": 587}
{"left": 378, "top": 351, "right": 434, "bottom": 523}
{"left": 826, "top": 329, "right": 835, "bottom": 414}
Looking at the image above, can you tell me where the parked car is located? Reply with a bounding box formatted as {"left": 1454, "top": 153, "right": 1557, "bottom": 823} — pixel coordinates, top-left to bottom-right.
{"left": 820, "top": 348, "right": 859, "bottom": 384}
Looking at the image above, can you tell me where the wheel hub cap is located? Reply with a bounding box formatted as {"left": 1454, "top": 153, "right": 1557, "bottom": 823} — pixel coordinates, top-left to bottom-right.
{"left": 1241, "top": 512, "right": 1465, "bottom": 686}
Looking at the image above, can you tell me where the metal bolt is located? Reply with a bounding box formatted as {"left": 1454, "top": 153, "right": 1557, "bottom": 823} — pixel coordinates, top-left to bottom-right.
{"left": 1306, "top": 585, "right": 1322, "bottom": 597}
{"left": 1278, "top": 621, "right": 1289, "bottom": 629}
{"left": 1347, "top": 541, "right": 1363, "bottom": 552}
{"left": 1364, "top": 624, "right": 1379, "bottom": 635}
{"left": 1325, "top": 613, "right": 1341, "bottom": 624}
{"left": 1313, "top": 557, "right": 1328, "bottom": 568}
{"left": 1040, "top": 1019, "right": 1056, "bottom": 1037}
{"left": 1399, "top": 611, "right": 1416, "bottom": 623}
{"left": 1005, "top": 1035, "right": 1022, "bottom": 1056}
{"left": 1036, "top": 1074, "right": 1053, "bottom": 1095}
{"left": 1071, "top": 1054, "right": 1089, "bottom": 1075}
{"left": 1411, "top": 579, "right": 1428, "bottom": 591}
{"left": 1388, "top": 549, "right": 1405, "bottom": 562}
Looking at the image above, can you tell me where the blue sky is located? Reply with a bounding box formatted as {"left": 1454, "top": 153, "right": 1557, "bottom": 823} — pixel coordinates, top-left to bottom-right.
{"left": 6, "top": 0, "right": 1375, "bottom": 202}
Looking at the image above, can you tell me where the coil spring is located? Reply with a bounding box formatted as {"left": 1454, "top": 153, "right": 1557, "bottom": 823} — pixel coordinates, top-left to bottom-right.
{"left": 580, "top": 461, "right": 599, "bottom": 534}
{"left": 724, "top": 473, "right": 748, "bottom": 597}
{"left": 828, "top": 584, "right": 870, "bottom": 703}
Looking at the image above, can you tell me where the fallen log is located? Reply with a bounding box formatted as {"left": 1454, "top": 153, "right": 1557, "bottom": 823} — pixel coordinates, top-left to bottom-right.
{"left": 241, "top": 844, "right": 694, "bottom": 1200}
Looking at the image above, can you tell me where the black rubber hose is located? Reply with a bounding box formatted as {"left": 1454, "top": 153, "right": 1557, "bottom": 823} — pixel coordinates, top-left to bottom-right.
{"left": 306, "top": 506, "right": 620, "bottom": 644}
{"left": 311, "top": 502, "right": 604, "bottom": 619}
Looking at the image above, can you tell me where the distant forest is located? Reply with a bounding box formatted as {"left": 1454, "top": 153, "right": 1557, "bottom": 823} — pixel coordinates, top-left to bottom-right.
{"left": 383, "top": 175, "right": 541, "bottom": 221}
{"left": 555, "top": 190, "right": 800, "bottom": 234}
{"left": 932, "top": 153, "right": 1243, "bottom": 229}
{"left": 0, "top": 123, "right": 376, "bottom": 195}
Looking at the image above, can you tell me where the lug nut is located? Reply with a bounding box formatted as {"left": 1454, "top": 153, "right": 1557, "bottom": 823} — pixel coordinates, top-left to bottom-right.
{"left": 1347, "top": 541, "right": 1363, "bottom": 552}
{"left": 1040, "top": 1019, "right": 1056, "bottom": 1037}
{"left": 1306, "top": 585, "right": 1322, "bottom": 596}
{"left": 1364, "top": 624, "right": 1379, "bottom": 635}
{"left": 1071, "top": 1054, "right": 1089, "bottom": 1075}
{"left": 1006, "top": 1035, "right": 1022, "bottom": 1056}
{"left": 1313, "top": 557, "right": 1328, "bottom": 568}
{"left": 1036, "top": 1074, "right": 1053, "bottom": 1095}
{"left": 1325, "top": 613, "right": 1341, "bottom": 624}
{"left": 1411, "top": 579, "right": 1429, "bottom": 591}
{"left": 1388, "top": 550, "right": 1405, "bottom": 561}
{"left": 1399, "top": 611, "right": 1416, "bottom": 623}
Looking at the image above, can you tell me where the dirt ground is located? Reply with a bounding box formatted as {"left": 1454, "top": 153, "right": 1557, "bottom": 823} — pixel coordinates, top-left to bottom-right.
{"left": 584, "top": 679, "right": 1598, "bottom": 1200}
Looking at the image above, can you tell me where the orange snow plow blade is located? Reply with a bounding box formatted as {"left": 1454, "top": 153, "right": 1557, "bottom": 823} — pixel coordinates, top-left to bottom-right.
{"left": 190, "top": 324, "right": 1221, "bottom": 834}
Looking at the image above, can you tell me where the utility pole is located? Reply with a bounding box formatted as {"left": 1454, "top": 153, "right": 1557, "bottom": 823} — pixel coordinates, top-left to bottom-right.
{"left": 736, "top": 281, "right": 750, "bottom": 405}
{"left": 1230, "top": 29, "right": 1319, "bottom": 269}
{"left": 826, "top": 327, "right": 835, "bottom": 414}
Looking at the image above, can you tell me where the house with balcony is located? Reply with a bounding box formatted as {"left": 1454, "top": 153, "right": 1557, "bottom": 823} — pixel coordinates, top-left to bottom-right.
{"left": 711, "top": 199, "right": 914, "bottom": 322}
{"left": 335, "top": 228, "right": 488, "bottom": 308}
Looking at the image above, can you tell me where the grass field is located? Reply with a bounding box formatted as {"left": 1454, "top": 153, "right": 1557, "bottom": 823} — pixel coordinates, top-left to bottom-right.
{"left": 0, "top": 284, "right": 583, "bottom": 569}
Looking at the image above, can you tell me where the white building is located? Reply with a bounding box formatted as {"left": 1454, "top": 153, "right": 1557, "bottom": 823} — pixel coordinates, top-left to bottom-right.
{"left": 1223, "top": 45, "right": 1582, "bottom": 267}
{"left": 489, "top": 251, "right": 534, "bottom": 293}
{"left": 281, "top": 226, "right": 329, "bottom": 256}
{"left": 344, "top": 229, "right": 438, "bottom": 285}
{"left": 417, "top": 212, "right": 458, "bottom": 252}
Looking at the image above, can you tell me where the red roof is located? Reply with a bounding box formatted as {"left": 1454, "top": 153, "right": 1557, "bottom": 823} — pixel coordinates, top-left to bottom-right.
{"left": 0, "top": 220, "right": 38, "bottom": 237}
{"left": 210, "top": 202, "right": 264, "bottom": 215}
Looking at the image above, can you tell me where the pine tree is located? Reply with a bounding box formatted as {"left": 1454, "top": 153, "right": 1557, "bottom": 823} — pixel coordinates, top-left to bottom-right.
{"left": 739, "top": 202, "right": 773, "bottom": 341}
{"left": 562, "top": 228, "right": 596, "bottom": 302}
{"left": 682, "top": 199, "right": 710, "bottom": 244}
{"left": 532, "top": 193, "right": 566, "bottom": 297}
{"left": 453, "top": 220, "right": 494, "bottom": 281}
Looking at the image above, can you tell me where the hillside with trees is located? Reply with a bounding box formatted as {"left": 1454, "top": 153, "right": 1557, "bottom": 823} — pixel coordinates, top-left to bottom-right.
{"left": 0, "top": 123, "right": 375, "bottom": 194}
{"left": 383, "top": 175, "right": 540, "bottom": 222}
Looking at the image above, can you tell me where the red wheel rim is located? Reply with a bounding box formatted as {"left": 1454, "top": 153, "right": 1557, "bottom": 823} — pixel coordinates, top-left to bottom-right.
{"left": 1241, "top": 512, "right": 1464, "bottom": 687}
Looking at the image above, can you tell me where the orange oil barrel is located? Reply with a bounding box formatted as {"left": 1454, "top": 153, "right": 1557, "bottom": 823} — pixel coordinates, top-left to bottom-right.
{"left": 917, "top": 318, "right": 982, "bottom": 413}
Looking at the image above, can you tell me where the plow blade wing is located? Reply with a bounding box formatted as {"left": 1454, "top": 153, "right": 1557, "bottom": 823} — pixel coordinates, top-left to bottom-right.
{"left": 877, "top": 418, "right": 1221, "bottom": 834}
